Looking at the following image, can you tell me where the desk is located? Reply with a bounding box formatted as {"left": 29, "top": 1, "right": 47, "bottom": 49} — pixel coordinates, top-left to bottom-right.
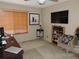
{"left": 0, "top": 35, "right": 24, "bottom": 59}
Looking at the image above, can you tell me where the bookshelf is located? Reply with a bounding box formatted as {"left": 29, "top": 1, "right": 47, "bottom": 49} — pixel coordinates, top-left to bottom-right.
{"left": 52, "top": 25, "right": 65, "bottom": 45}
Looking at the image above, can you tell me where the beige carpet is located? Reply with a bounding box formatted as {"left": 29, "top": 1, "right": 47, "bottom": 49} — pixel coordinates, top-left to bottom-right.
{"left": 20, "top": 40, "right": 78, "bottom": 59}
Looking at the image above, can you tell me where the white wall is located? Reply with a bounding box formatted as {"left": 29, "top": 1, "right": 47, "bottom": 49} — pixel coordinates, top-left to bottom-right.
{"left": 0, "top": 2, "right": 42, "bottom": 43}
{"left": 42, "top": 0, "right": 79, "bottom": 42}
{"left": 1, "top": 0, "right": 79, "bottom": 43}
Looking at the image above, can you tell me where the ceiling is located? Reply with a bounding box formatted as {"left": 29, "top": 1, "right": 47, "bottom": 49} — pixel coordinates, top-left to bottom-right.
{"left": 0, "top": 0, "right": 68, "bottom": 8}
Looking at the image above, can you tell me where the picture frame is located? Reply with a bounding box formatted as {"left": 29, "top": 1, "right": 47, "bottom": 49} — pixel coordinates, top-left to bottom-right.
{"left": 29, "top": 13, "right": 40, "bottom": 25}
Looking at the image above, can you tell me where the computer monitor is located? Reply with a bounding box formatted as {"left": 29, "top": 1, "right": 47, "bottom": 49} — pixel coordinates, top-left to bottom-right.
{"left": 0, "top": 27, "right": 4, "bottom": 37}
{"left": 0, "top": 27, "right": 4, "bottom": 48}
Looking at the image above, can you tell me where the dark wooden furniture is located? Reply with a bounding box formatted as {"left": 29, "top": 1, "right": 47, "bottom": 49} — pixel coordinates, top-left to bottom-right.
{"left": 36, "top": 29, "right": 44, "bottom": 39}
{"left": 52, "top": 26, "right": 64, "bottom": 45}
{"left": 0, "top": 35, "right": 24, "bottom": 59}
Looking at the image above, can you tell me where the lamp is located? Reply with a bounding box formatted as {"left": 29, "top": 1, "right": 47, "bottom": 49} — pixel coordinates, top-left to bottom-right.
{"left": 38, "top": 0, "right": 46, "bottom": 5}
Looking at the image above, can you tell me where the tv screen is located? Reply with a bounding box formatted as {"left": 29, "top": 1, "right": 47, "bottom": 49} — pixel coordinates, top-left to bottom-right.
{"left": 51, "top": 10, "right": 68, "bottom": 24}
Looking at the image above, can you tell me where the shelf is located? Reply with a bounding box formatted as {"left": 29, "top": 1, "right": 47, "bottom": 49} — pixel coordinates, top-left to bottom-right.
{"left": 53, "top": 40, "right": 58, "bottom": 42}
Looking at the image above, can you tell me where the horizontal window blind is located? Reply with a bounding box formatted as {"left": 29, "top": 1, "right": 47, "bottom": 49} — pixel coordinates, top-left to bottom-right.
{"left": 0, "top": 10, "right": 28, "bottom": 34}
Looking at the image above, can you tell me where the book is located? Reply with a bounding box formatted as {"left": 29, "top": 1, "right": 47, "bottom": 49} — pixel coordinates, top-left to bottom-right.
{"left": 5, "top": 46, "right": 23, "bottom": 54}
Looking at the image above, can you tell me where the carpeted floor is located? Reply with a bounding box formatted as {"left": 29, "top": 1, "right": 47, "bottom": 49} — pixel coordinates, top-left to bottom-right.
{"left": 20, "top": 40, "right": 78, "bottom": 59}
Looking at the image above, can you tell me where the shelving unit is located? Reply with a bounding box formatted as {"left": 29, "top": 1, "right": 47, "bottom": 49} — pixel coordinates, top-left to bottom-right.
{"left": 52, "top": 26, "right": 65, "bottom": 45}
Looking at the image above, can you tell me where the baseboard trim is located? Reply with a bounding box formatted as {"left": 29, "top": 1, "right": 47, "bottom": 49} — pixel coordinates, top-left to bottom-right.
{"left": 19, "top": 39, "right": 37, "bottom": 44}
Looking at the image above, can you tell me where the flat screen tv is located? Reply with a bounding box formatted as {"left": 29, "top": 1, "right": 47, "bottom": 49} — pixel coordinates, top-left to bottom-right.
{"left": 51, "top": 10, "right": 68, "bottom": 24}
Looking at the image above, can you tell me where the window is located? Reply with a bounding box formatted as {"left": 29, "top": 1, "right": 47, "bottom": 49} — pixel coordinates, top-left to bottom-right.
{"left": 0, "top": 10, "right": 28, "bottom": 34}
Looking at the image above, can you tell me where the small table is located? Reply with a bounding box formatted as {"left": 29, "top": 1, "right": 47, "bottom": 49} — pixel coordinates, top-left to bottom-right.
{"left": 36, "top": 29, "right": 44, "bottom": 39}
